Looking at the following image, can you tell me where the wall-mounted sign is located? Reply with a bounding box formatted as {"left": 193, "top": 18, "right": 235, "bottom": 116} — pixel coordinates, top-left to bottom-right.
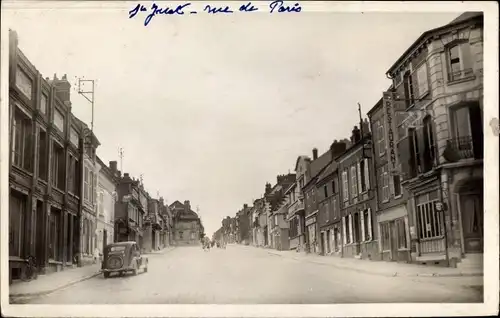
{"left": 382, "top": 92, "right": 400, "bottom": 173}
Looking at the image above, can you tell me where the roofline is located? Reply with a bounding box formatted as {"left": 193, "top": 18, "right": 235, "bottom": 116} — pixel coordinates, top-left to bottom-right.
{"left": 334, "top": 135, "right": 371, "bottom": 161}
{"left": 366, "top": 97, "right": 384, "bottom": 117}
{"left": 386, "top": 12, "right": 483, "bottom": 76}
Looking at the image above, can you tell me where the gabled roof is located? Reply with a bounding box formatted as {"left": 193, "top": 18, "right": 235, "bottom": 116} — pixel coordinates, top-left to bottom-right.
{"left": 294, "top": 155, "right": 311, "bottom": 172}
{"left": 316, "top": 160, "right": 338, "bottom": 185}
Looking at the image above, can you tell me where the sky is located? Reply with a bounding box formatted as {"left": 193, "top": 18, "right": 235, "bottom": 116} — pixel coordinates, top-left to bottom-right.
{"left": 2, "top": 1, "right": 463, "bottom": 237}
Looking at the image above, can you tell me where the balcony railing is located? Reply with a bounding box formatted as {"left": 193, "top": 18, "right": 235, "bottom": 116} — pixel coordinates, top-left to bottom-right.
{"left": 448, "top": 68, "right": 474, "bottom": 82}
{"left": 446, "top": 136, "right": 482, "bottom": 160}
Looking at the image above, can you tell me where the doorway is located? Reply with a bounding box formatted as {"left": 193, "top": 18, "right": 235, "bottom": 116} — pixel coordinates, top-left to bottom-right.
{"left": 353, "top": 213, "right": 361, "bottom": 255}
{"left": 35, "top": 201, "right": 45, "bottom": 268}
{"left": 389, "top": 220, "right": 398, "bottom": 261}
{"left": 461, "top": 193, "right": 483, "bottom": 253}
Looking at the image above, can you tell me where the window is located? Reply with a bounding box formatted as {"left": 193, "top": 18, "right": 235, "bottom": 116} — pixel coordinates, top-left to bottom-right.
{"left": 447, "top": 42, "right": 473, "bottom": 81}
{"left": 98, "top": 191, "right": 104, "bottom": 216}
{"left": 381, "top": 166, "right": 390, "bottom": 202}
{"left": 415, "top": 62, "right": 429, "bottom": 98}
{"left": 332, "top": 196, "right": 338, "bottom": 219}
{"left": 450, "top": 104, "right": 483, "bottom": 160}
{"left": 40, "top": 94, "right": 47, "bottom": 114}
{"left": 11, "top": 107, "right": 32, "bottom": 171}
{"left": 54, "top": 109, "right": 65, "bottom": 132}
{"left": 396, "top": 218, "right": 407, "bottom": 249}
{"left": 16, "top": 68, "right": 33, "bottom": 99}
{"left": 377, "top": 120, "right": 386, "bottom": 156}
{"left": 68, "top": 155, "right": 75, "bottom": 194}
{"left": 324, "top": 201, "right": 329, "bottom": 222}
{"left": 84, "top": 167, "right": 90, "bottom": 201}
{"left": 416, "top": 192, "right": 443, "bottom": 239}
{"left": 332, "top": 180, "right": 336, "bottom": 194}
{"left": 358, "top": 159, "right": 368, "bottom": 193}
{"left": 9, "top": 193, "right": 26, "bottom": 257}
{"left": 393, "top": 175, "right": 402, "bottom": 197}
{"left": 70, "top": 127, "right": 79, "bottom": 147}
{"left": 350, "top": 165, "right": 358, "bottom": 198}
{"left": 323, "top": 185, "right": 328, "bottom": 199}
{"left": 342, "top": 170, "right": 349, "bottom": 202}
{"left": 403, "top": 71, "right": 415, "bottom": 108}
{"left": 422, "top": 116, "right": 436, "bottom": 172}
{"left": 51, "top": 142, "right": 65, "bottom": 190}
{"left": 38, "top": 129, "right": 48, "bottom": 180}
{"left": 409, "top": 128, "right": 421, "bottom": 176}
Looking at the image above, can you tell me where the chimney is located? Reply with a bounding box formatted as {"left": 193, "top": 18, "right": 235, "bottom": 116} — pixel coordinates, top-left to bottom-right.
{"left": 53, "top": 73, "right": 71, "bottom": 103}
{"left": 362, "top": 118, "right": 370, "bottom": 136}
{"left": 184, "top": 200, "right": 191, "bottom": 212}
{"left": 351, "top": 126, "right": 361, "bottom": 144}
{"left": 109, "top": 161, "right": 118, "bottom": 174}
{"left": 243, "top": 204, "right": 248, "bottom": 210}
{"left": 312, "top": 148, "right": 318, "bottom": 160}
{"left": 265, "top": 183, "right": 272, "bottom": 195}
{"left": 123, "top": 173, "right": 130, "bottom": 178}
{"left": 330, "top": 140, "right": 347, "bottom": 160}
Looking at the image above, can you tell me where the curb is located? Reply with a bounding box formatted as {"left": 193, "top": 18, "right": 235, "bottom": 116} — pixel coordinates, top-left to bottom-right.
{"left": 268, "top": 251, "right": 483, "bottom": 278}
{"left": 9, "top": 271, "right": 101, "bottom": 299}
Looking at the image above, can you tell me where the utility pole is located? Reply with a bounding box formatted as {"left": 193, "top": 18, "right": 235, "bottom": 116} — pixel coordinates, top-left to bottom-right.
{"left": 77, "top": 77, "right": 96, "bottom": 162}
{"left": 118, "top": 147, "right": 124, "bottom": 172}
{"left": 358, "top": 102, "right": 366, "bottom": 159}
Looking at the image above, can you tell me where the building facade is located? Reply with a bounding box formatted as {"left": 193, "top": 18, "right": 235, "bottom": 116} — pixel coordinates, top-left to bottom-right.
{"left": 170, "top": 200, "right": 203, "bottom": 245}
{"left": 95, "top": 158, "right": 119, "bottom": 257}
{"left": 386, "top": 12, "right": 484, "bottom": 267}
{"left": 114, "top": 173, "right": 144, "bottom": 244}
{"left": 368, "top": 97, "right": 412, "bottom": 263}
{"left": 316, "top": 142, "right": 347, "bottom": 256}
{"left": 285, "top": 155, "right": 310, "bottom": 251}
{"left": 337, "top": 125, "right": 379, "bottom": 260}
{"left": 8, "top": 30, "right": 86, "bottom": 279}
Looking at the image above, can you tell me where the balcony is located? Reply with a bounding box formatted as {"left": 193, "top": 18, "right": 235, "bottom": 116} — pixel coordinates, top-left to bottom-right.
{"left": 448, "top": 68, "right": 474, "bottom": 83}
{"left": 444, "top": 136, "right": 483, "bottom": 161}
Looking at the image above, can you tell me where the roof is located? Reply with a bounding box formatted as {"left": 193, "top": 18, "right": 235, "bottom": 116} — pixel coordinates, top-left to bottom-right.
{"left": 294, "top": 155, "right": 311, "bottom": 172}
{"left": 316, "top": 160, "right": 338, "bottom": 185}
{"left": 334, "top": 134, "right": 371, "bottom": 162}
{"left": 303, "top": 149, "right": 332, "bottom": 189}
{"left": 169, "top": 200, "right": 200, "bottom": 220}
{"left": 386, "top": 11, "right": 483, "bottom": 75}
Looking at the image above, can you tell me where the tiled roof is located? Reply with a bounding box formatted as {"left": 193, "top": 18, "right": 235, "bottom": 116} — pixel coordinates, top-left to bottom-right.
{"left": 448, "top": 12, "right": 483, "bottom": 25}
{"left": 317, "top": 160, "right": 337, "bottom": 184}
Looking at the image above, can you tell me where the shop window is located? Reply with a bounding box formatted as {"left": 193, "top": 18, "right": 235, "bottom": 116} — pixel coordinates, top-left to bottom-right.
{"left": 416, "top": 192, "right": 443, "bottom": 239}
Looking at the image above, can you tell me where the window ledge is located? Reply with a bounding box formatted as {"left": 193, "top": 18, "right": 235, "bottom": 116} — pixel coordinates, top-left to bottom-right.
{"left": 447, "top": 75, "right": 476, "bottom": 86}
{"left": 382, "top": 199, "right": 390, "bottom": 204}
{"left": 393, "top": 195, "right": 403, "bottom": 200}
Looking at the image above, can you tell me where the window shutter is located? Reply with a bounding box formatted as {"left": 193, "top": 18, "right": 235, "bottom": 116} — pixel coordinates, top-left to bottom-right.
{"left": 367, "top": 208, "right": 372, "bottom": 240}
{"left": 360, "top": 211, "right": 365, "bottom": 242}
{"left": 357, "top": 162, "right": 362, "bottom": 194}
{"left": 416, "top": 127, "right": 426, "bottom": 173}
{"left": 364, "top": 158, "right": 370, "bottom": 190}
{"left": 342, "top": 217, "right": 347, "bottom": 245}
{"left": 349, "top": 215, "right": 353, "bottom": 243}
{"left": 411, "top": 70, "right": 419, "bottom": 100}
{"left": 389, "top": 172, "right": 395, "bottom": 196}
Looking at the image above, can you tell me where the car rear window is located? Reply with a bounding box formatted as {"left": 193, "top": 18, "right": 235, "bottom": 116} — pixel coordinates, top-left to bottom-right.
{"left": 109, "top": 246, "right": 126, "bottom": 252}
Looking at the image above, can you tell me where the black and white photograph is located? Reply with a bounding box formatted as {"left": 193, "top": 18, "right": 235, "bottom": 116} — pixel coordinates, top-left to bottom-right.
{"left": 1, "top": 1, "right": 498, "bottom": 317}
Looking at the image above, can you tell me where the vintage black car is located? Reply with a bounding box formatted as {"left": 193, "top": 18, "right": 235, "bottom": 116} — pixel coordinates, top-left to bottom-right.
{"left": 101, "top": 241, "right": 148, "bottom": 278}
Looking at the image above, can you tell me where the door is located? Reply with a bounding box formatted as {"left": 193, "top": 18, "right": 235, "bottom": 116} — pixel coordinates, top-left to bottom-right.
{"left": 461, "top": 194, "right": 483, "bottom": 253}
{"left": 320, "top": 232, "right": 325, "bottom": 255}
{"left": 353, "top": 213, "right": 360, "bottom": 254}
{"left": 389, "top": 221, "right": 398, "bottom": 261}
{"left": 35, "top": 201, "right": 44, "bottom": 267}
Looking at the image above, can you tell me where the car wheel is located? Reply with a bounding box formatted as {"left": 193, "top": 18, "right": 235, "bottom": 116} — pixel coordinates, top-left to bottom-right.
{"left": 103, "top": 272, "right": 110, "bottom": 279}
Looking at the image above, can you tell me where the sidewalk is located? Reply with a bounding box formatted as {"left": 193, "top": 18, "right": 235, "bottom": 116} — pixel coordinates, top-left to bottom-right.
{"left": 266, "top": 249, "right": 483, "bottom": 278}
{"left": 9, "top": 263, "right": 101, "bottom": 298}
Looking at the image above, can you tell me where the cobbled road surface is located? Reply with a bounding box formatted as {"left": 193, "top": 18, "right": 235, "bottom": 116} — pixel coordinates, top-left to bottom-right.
{"left": 19, "top": 244, "right": 483, "bottom": 304}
